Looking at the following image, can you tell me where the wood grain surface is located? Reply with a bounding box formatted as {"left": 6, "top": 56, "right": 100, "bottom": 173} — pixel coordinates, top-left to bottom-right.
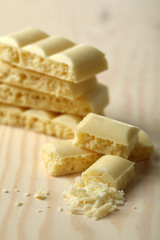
{"left": 0, "top": 0, "right": 160, "bottom": 239}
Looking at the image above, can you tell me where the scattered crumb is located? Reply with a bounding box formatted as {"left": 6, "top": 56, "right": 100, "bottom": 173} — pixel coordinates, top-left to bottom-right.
{"left": 46, "top": 205, "right": 51, "bottom": 208}
{"left": 34, "top": 187, "right": 49, "bottom": 200}
{"left": 15, "top": 188, "right": 20, "bottom": 192}
{"left": 58, "top": 207, "right": 63, "bottom": 212}
{"left": 36, "top": 209, "right": 43, "bottom": 213}
{"left": 15, "top": 201, "right": 23, "bottom": 207}
{"left": 63, "top": 176, "right": 125, "bottom": 220}
{"left": 132, "top": 206, "right": 137, "bottom": 209}
{"left": 2, "top": 188, "right": 9, "bottom": 193}
{"left": 24, "top": 192, "right": 31, "bottom": 197}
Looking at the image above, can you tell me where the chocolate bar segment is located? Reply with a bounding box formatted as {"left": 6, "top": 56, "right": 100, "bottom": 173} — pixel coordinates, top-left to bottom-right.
{"left": 0, "top": 28, "right": 48, "bottom": 63}
{"left": 73, "top": 113, "right": 139, "bottom": 157}
{"left": 22, "top": 36, "right": 75, "bottom": 57}
{"left": 41, "top": 140, "right": 102, "bottom": 176}
{"left": 129, "top": 130, "right": 154, "bottom": 162}
{"left": 83, "top": 155, "right": 135, "bottom": 190}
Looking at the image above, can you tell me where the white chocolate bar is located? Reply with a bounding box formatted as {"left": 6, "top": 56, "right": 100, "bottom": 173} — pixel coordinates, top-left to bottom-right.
{"left": 0, "top": 103, "right": 82, "bottom": 138}
{"left": 73, "top": 113, "right": 139, "bottom": 157}
{"left": 41, "top": 140, "right": 102, "bottom": 176}
{"left": 83, "top": 155, "right": 135, "bottom": 190}
{"left": 0, "top": 83, "right": 109, "bottom": 116}
{"left": 0, "top": 61, "right": 98, "bottom": 99}
{"left": 129, "top": 130, "right": 154, "bottom": 162}
{"left": 0, "top": 28, "right": 108, "bottom": 82}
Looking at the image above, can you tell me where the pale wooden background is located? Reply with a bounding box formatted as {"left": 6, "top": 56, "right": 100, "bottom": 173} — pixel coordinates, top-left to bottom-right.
{"left": 0, "top": 0, "right": 160, "bottom": 239}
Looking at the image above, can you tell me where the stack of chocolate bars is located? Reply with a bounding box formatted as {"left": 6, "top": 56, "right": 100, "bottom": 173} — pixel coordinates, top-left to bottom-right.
{"left": 0, "top": 28, "right": 109, "bottom": 138}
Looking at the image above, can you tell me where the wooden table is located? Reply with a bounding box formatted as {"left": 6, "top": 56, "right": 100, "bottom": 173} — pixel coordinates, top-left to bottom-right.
{"left": 0, "top": 0, "right": 159, "bottom": 239}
